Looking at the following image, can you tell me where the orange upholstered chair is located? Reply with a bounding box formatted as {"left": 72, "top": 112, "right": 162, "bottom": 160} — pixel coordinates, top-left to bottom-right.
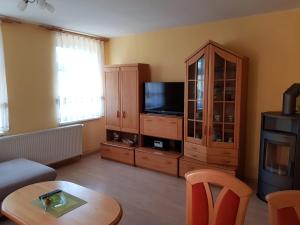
{"left": 266, "top": 191, "right": 300, "bottom": 225}
{"left": 185, "top": 169, "right": 252, "bottom": 225}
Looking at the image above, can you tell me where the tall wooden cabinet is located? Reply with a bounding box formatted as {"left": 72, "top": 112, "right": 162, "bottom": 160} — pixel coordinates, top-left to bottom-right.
{"left": 101, "top": 64, "right": 150, "bottom": 165}
{"left": 104, "top": 64, "right": 149, "bottom": 133}
{"left": 180, "top": 41, "right": 248, "bottom": 176}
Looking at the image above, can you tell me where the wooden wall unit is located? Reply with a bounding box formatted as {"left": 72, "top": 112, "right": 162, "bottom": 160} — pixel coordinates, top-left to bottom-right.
{"left": 101, "top": 64, "right": 150, "bottom": 163}
{"left": 180, "top": 40, "right": 248, "bottom": 177}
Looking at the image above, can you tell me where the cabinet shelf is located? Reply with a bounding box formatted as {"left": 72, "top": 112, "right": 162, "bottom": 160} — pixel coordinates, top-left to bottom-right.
{"left": 188, "top": 119, "right": 203, "bottom": 122}
{"left": 214, "top": 101, "right": 235, "bottom": 104}
{"left": 214, "top": 79, "right": 236, "bottom": 82}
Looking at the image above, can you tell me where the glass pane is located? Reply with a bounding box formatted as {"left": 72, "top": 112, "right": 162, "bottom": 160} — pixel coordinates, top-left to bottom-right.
{"left": 197, "top": 57, "right": 205, "bottom": 80}
{"left": 188, "top": 101, "right": 195, "bottom": 120}
{"left": 224, "top": 124, "right": 234, "bottom": 143}
{"left": 188, "top": 120, "right": 194, "bottom": 137}
{"left": 225, "top": 80, "right": 236, "bottom": 101}
{"left": 188, "top": 63, "right": 196, "bottom": 80}
{"left": 214, "top": 54, "right": 225, "bottom": 80}
{"left": 214, "top": 81, "right": 224, "bottom": 101}
{"left": 225, "top": 103, "right": 235, "bottom": 123}
{"left": 195, "top": 100, "right": 203, "bottom": 120}
{"left": 213, "top": 103, "right": 223, "bottom": 123}
{"left": 188, "top": 81, "right": 195, "bottom": 99}
{"left": 226, "top": 61, "right": 236, "bottom": 79}
{"left": 195, "top": 122, "right": 203, "bottom": 139}
{"left": 212, "top": 124, "right": 223, "bottom": 142}
{"left": 196, "top": 56, "right": 205, "bottom": 121}
{"left": 265, "top": 142, "right": 290, "bottom": 176}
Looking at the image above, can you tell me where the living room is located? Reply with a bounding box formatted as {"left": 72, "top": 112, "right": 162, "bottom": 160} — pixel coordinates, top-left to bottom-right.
{"left": 0, "top": 1, "right": 300, "bottom": 225}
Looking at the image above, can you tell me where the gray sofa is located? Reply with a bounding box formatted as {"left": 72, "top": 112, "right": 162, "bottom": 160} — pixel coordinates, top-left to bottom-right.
{"left": 0, "top": 158, "right": 57, "bottom": 203}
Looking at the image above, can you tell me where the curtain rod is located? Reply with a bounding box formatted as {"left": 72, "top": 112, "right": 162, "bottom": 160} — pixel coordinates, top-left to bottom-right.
{"left": 0, "top": 15, "right": 109, "bottom": 42}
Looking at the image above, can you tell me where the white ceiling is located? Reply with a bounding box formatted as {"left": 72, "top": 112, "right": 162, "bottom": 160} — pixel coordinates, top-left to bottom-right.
{"left": 0, "top": 0, "right": 300, "bottom": 37}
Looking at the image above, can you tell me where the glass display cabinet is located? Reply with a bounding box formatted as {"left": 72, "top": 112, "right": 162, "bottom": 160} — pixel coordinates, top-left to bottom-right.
{"left": 183, "top": 41, "right": 248, "bottom": 175}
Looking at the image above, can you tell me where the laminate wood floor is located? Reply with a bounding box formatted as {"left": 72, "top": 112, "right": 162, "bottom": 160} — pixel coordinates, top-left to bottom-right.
{"left": 0, "top": 153, "right": 268, "bottom": 225}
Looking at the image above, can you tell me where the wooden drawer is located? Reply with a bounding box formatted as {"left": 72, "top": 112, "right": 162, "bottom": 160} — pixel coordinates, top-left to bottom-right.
{"left": 207, "top": 154, "right": 237, "bottom": 166}
{"left": 135, "top": 147, "right": 179, "bottom": 176}
{"left": 101, "top": 143, "right": 134, "bottom": 165}
{"left": 207, "top": 147, "right": 237, "bottom": 166}
{"left": 140, "top": 114, "right": 183, "bottom": 140}
{"left": 179, "top": 156, "right": 236, "bottom": 177}
{"left": 184, "top": 142, "right": 207, "bottom": 161}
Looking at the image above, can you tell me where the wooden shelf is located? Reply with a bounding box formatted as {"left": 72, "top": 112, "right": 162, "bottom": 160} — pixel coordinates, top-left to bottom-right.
{"left": 102, "top": 141, "right": 136, "bottom": 150}
{"left": 214, "top": 79, "right": 236, "bottom": 82}
{"left": 188, "top": 119, "right": 203, "bottom": 122}
{"left": 214, "top": 101, "right": 235, "bottom": 104}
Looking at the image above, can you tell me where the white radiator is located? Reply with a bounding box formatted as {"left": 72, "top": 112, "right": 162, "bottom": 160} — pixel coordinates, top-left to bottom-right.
{"left": 0, "top": 124, "right": 83, "bottom": 165}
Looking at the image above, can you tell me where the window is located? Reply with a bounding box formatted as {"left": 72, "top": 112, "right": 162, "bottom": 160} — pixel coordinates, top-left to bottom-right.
{"left": 55, "top": 32, "right": 104, "bottom": 124}
{"left": 0, "top": 22, "right": 9, "bottom": 133}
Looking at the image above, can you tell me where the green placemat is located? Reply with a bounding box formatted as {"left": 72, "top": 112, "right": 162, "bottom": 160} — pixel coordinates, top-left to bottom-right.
{"left": 32, "top": 191, "right": 87, "bottom": 218}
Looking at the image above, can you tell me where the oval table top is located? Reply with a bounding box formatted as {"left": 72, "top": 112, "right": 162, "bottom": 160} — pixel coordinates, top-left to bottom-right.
{"left": 1, "top": 181, "right": 122, "bottom": 225}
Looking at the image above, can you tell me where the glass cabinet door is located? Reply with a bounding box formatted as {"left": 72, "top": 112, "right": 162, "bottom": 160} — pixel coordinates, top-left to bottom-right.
{"left": 209, "top": 50, "right": 237, "bottom": 147}
{"left": 187, "top": 55, "right": 206, "bottom": 144}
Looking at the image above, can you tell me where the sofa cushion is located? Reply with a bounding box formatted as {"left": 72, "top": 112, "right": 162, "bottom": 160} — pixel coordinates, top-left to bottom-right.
{"left": 0, "top": 158, "right": 56, "bottom": 202}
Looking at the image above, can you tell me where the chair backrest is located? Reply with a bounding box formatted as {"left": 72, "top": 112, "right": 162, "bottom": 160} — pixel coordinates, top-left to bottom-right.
{"left": 185, "top": 169, "right": 252, "bottom": 225}
{"left": 266, "top": 191, "right": 300, "bottom": 225}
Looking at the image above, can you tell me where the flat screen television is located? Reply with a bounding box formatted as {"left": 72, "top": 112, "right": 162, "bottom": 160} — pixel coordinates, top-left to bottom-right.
{"left": 144, "top": 82, "right": 184, "bottom": 115}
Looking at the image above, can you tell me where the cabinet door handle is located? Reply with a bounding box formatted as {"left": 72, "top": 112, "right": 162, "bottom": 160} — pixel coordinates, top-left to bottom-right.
{"left": 122, "top": 111, "right": 126, "bottom": 118}
{"left": 117, "top": 111, "right": 120, "bottom": 118}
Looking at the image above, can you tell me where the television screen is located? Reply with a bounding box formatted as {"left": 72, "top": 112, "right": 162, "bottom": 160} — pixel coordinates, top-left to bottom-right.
{"left": 144, "top": 82, "right": 184, "bottom": 115}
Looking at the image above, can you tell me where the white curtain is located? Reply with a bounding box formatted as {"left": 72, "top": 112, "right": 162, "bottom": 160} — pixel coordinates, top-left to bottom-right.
{"left": 55, "top": 32, "right": 104, "bottom": 124}
{"left": 0, "top": 22, "right": 9, "bottom": 133}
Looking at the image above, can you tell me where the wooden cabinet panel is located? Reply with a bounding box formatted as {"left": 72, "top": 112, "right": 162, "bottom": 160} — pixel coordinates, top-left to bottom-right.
{"left": 100, "top": 143, "right": 134, "bottom": 165}
{"left": 104, "top": 68, "right": 120, "bottom": 131}
{"left": 135, "top": 148, "right": 179, "bottom": 176}
{"left": 120, "top": 67, "right": 139, "bottom": 133}
{"left": 179, "top": 156, "right": 236, "bottom": 177}
{"left": 184, "top": 142, "right": 207, "bottom": 161}
{"left": 140, "top": 114, "right": 183, "bottom": 140}
{"left": 207, "top": 152, "right": 238, "bottom": 166}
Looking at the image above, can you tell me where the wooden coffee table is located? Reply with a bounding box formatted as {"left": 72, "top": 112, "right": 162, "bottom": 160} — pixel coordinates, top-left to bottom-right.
{"left": 1, "top": 181, "right": 122, "bottom": 225}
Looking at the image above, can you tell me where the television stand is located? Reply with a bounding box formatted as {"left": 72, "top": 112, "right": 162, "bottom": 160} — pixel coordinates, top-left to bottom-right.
{"left": 136, "top": 113, "right": 183, "bottom": 175}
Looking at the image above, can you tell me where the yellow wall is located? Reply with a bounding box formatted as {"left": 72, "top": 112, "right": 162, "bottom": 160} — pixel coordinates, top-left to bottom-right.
{"left": 106, "top": 9, "right": 300, "bottom": 179}
{"left": 2, "top": 23, "right": 105, "bottom": 153}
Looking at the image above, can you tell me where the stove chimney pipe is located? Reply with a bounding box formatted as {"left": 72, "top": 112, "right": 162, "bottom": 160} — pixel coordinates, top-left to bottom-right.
{"left": 282, "top": 83, "right": 300, "bottom": 115}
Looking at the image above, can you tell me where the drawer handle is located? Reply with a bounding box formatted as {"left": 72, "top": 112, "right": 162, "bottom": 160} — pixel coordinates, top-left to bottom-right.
{"left": 191, "top": 147, "right": 197, "bottom": 150}
{"left": 145, "top": 119, "right": 153, "bottom": 122}
{"left": 169, "top": 121, "right": 177, "bottom": 124}
{"left": 166, "top": 161, "right": 172, "bottom": 165}
{"left": 142, "top": 156, "right": 149, "bottom": 160}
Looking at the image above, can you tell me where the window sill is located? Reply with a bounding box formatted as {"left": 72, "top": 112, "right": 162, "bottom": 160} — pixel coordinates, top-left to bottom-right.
{"left": 59, "top": 116, "right": 104, "bottom": 127}
{"left": 0, "top": 131, "right": 9, "bottom": 137}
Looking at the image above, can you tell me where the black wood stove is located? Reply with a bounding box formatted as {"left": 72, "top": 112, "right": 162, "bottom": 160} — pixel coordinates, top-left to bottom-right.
{"left": 257, "top": 84, "right": 300, "bottom": 201}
